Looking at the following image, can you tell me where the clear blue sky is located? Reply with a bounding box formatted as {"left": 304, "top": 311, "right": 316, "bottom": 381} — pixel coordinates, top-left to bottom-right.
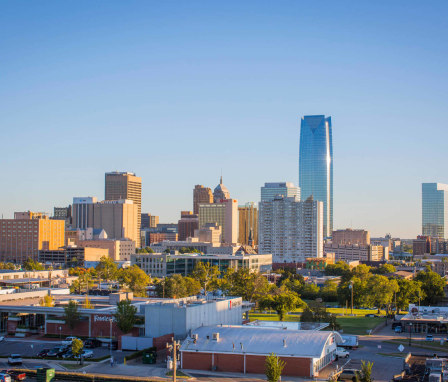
{"left": 1, "top": 1, "right": 447, "bottom": 238}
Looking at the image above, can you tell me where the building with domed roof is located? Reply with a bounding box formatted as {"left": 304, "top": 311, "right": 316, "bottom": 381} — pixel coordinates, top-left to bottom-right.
{"left": 213, "top": 176, "right": 230, "bottom": 203}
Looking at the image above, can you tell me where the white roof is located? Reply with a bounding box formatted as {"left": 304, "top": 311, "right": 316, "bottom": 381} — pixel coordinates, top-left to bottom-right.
{"left": 180, "top": 325, "right": 342, "bottom": 358}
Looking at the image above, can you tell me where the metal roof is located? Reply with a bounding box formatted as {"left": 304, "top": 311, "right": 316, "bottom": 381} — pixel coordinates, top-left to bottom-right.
{"left": 180, "top": 325, "right": 342, "bottom": 358}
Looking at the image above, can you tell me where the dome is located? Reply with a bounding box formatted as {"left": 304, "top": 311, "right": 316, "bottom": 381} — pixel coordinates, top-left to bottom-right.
{"left": 213, "top": 176, "right": 230, "bottom": 203}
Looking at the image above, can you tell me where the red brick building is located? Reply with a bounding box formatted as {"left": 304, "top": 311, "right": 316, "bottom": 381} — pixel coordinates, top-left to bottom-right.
{"left": 180, "top": 325, "right": 342, "bottom": 378}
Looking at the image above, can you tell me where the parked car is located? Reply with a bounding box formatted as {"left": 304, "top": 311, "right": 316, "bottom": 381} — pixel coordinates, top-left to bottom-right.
{"left": 394, "top": 326, "right": 403, "bottom": 333}
{"left": 1, "top": 370, "right": 26, "bottom": 381}
{"left": 335, "top": 348, "right": 350, "bottom": 358}
{"left": 426, "top": 335, "right": 434, "bottom": 342}
{"left": 84, "top": 338, "right": 102, "bottom": 348}
{"left": 62, "top": 336, "right": 79, "bottom": 346}
{"left": 47, "top": 346, "right": 67, "bottom": 358}
{"left": 0, "top": 373, "right": 11, "bottom": 382}
{"left": 0, "top": 336, "right": 5, "bottom": 342}
{"left": 7, "top": 354, "right": 22, "bottom": 366}
{"left": 62, "top": 351, "right": 74, "bottom": 359}
{"left": 365, "top": 314, "right": 379, "bottom": 318}
{"left": 76, "top": 350, "right": 94, "bottom": 359}
{"left": 37, "top": 348, "right": 51, "bottom": 358}
{"left": 338, "top": 368, "right": 360, "bottom": 381}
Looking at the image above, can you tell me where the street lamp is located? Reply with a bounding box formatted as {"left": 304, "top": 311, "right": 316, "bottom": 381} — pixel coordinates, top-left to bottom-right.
{"left": 409, "top": 322, "right": 413, "bottom": 346}
{"left": 109, "top": 318, "right": 113, "bottom": 364}
{"left": 59, "top": 326, "right": 62, "bottom": 341}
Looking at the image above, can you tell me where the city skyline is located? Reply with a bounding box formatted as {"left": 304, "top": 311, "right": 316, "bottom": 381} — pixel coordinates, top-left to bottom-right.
{"left": 2, "top": 1, "right": 448, "bottom": 238}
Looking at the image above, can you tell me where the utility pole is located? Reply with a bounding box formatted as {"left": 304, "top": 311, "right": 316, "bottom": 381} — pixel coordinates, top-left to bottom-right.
{"left": 167, "top": 338, "right": 180, "bottom": 382}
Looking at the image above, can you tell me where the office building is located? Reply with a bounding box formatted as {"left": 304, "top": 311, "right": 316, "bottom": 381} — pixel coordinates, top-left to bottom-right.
{"left": 72, "top": 197, "right": 97, "bottom": 230}
{"left": 78, "top": 239, "right": 135, "bottom": 261}
{"left": 238, "top": 203, "right": 258, "bottom": 246}
{"left": 323, "top": 243, "right": 388, "bottom": 262}
{"left": 299, "top": 115, "right": 333, "bottom": 237}
{"left": 105, "top": 172, "right": 142, "bottom": 246}
{"left": 198, "top": 199, "right": 238, "bottom": 244}
{"left": 39, "top": 245, "right": 109, "bottom": 267}
{"left": 260, "top": 182, "right": 300, "bottom": 202}
{"left": 194, "top": 223, "right": 222, "bottom": 244}
{"left": 52, "top": 206, "right": 72, "bottom": 229}
{"left": 0, "top": 215, "right": 65, "bottom": 262}
{"left": 213, "top": 176, "right": 230, "bottom": 203}
{"left": 14, "top": 211, "right": 48, "bottom": 220}
{"left": 413, "top": 235, "right": 432, "bottom": 258}
{"left": 259, "top": 195, "right": 323, "bottom": 263}
{"left": 132, "top": 252, "right": 272, "bottom": 278}
{"left": 332, "top": 229, "right": 370, "bottom": 246}
{"left": 177, "top": 211, "right": 199, "bottom": 241}
{"left": 193, "top": 185, "right": 213, "bottom": 214}
{"left": 92, "top": 200, "right": 139, "bottom": 244}
{"left": 141, "top": 213, "right": 159, "bottom": 229}
{"left": 422, "top": 183, "right": 448, "bottom": 239}
{"left": 151, "top": 239, "right": 236, "bottom": 255}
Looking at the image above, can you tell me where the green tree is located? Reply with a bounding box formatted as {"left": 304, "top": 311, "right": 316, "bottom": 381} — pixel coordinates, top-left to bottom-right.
{"left": 396, "top": 279, "right": 424, "bottom": 313}
{"left": 118, "top": 265, "right": 150, "bottom": 297}
{"left": 325, "top": 262, "right": 350, "bottom": 277}
{"left": 95, "top": 256, "right": 118, "bottom": 282}
{"left": 259, "top": 288, "right": 304, "bottom": 321}
{"left": 64, "top": 300, "right": 80, "bottom": 331}
{"left": 191, "top": 262, "right": 220, "bottom": 294}
{"left": 72, "top": 338, "right": 84, "bottom": 359}
{"left": 23, "top": 258, "right": 44, "bottom": 271}
{"left": 265, "top": 353, "right": 285, "bottom": 382}
{"left": 115, "top": 299, "right": 137, "bottom": 334}
{"left": 356, "top": 361, "right": 374, "bottom": 382}
{"left": 416, "top": 269, "right": 445, "bottom": 305}
{"left": 300, "top": 306, "right": 315, "bottom": 322}
{"left": 222, "top": 268, "right": 271, "bottom": 303}
{"left": 40, "top": 295, "right": 54, "bottom": 307}
{"left": 366, "top": 275, "right": 399, "bottom": 313}
{"left": 373, "top": 264, "right": 396, "bottom": 274}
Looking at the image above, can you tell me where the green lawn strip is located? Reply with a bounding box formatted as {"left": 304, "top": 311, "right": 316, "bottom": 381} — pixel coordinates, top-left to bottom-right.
{"left": 377, "top": 352, "right": 408, "bottom": 358}
{"left": 166, "top": 370, "right": 190, "bottom": 378}
{"left": 336, "top": 317, "right": 385, "bottom": 335}
{"left": 384, "top": 339, "right": 448, "bottom": 352}
{"left": 248, "top": 313, "right": 300, "bottom": 322}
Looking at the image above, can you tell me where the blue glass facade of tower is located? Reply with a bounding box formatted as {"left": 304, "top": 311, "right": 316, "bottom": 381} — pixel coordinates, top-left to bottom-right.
{"left": 299, "top": 115, "right": 333, "bottom": 238}
{"left": 422, "top": 183, "right": 448, "bottom": 239}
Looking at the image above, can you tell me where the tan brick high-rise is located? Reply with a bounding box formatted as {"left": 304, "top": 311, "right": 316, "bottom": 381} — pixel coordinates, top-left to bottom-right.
{"left": 193, "top": 185, "right": 213, "bottom": 215}
{"left": 0, "top": 214, "right": 65, "bottom": 262}
{"left": 105, "top": 172, "right": 142, "bottom": 247}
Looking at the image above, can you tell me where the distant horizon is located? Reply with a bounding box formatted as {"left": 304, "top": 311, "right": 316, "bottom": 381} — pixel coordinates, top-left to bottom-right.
{"left": 2, "top": 1, "right": 448, "bottom": 238}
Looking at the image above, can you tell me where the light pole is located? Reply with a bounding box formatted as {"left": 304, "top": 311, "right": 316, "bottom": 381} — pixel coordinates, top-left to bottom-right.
{"left": 349, "top": 281, "right": 354, "bottom": 315}
{"left": 59, "top": 326, "right": 62, "bottom": 341}
{"left": 409, "top": 322, "right": 413, "bottom": 346}
{"left": 109, "top": 318, "right": 113, "bottom": 365}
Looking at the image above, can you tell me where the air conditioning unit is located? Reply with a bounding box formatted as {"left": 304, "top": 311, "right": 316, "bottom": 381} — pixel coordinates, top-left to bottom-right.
{"left": 212, "top": 333, "right": 220, "bottom": 341}
{"left": 191, "top": 334, "right": 199, "bottom": 341}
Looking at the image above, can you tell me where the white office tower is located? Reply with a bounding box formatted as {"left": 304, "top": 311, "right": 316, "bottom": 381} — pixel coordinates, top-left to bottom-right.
{"left": 258, "top": 195, "right": 323, "bottom": 263}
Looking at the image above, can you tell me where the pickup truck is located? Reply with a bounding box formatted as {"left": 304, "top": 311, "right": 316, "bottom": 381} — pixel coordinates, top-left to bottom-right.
{"left": 1, "top": 370, "right": 26, "bottom": 381}
{"left": 7, "top": 355, "right": 22, "bottom": 366}
{"left": 335, "top": 348, "right": 350, "bottom": 358}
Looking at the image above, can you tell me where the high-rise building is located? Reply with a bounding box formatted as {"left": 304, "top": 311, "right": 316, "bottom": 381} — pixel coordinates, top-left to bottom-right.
{"left": 199, "top": 199, "right": 238, "bottom": 244}
{"left": 193, "top": 185, "right": 213, "bottom": 214}
{"left": 238, "top": 203, "right": 258, "bottom": 246}
{"left": 213, "top": 176, "right": 230, "bottom": 203}
{"left": 422, "top": 183, "right": 448, "bottom": 239}
{"left": 260, "top": 182, "right": 300, "bottom": 202}
{"left": 177, "top": 211, "right": 199, "bottom": 241}
{"left": 299, "top": 115, "right": 333, "bottom": 238}
{"left": 72, "top": 197, "right": 97, "bottom": 230}
{"left": 105, "top": 172, "right": 142, "bottom": 246}
{"left": 52, "top": 206, "right": 72, "bottom": 228}
{"left": 258, "top": 195, "right": 323, "bottom": 263}
{"left": 0, "top": 215, "right": 65, "bottom": 262}
{"left": 141, "top": 213, "right": 159, "bottom": 229}
{"left": 332, "top": 229, "right": 370, "bottom": 246}
{"left": 91, "top": 200, "right": 139, "bottom": 244}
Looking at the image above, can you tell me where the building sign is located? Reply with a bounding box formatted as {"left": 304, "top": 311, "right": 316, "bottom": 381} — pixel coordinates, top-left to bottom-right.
{"left": 94, "top": 315, "right": 115, "bottom": 323}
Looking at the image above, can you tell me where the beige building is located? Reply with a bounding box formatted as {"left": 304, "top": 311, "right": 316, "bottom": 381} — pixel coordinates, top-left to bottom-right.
{"left": 238, "top": 203, "right": 258, "bottom": 246}
{"left": 332, "top": 229, "right": 370, "bottom": 246}
{"left": 14, "top": 211, "right": 49, "bottom": 220}
{"left": 198, "top": 199, "right": 238, "bottom": 244}
{"left": 193, "top": 185, "right": 213, "bottom": 215}
{"left": 324, "top": 243, "right": 388, "bottom": 262}
{"left": 105, "top": 172, "right": 142, "bottom": 247}
{"left": 194, "top": 223, "right": 222, "bottom": 244}
{"left": 141, "top": 213, "right": 159, "bottom": 229}
{"left": 91, "top": 200, "right": 139, "bottom": 245}
{"left": 0, "top": 215, "right": 65, "bottom": 262}
{"left": 79, "top": 239, "right": 135, "bottom": 261}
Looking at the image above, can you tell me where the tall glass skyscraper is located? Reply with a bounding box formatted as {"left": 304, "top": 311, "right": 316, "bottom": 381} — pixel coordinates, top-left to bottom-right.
{"left": 422, "top": 183, "right": 448, "bottom": 239}
{"left": 299, "top": 115, "right": 333, "bottom": 238}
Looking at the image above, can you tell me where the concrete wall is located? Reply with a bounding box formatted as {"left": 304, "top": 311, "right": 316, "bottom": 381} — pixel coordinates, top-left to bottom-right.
{"left": 121, "top": 336, "right": 153, "bottom": 351}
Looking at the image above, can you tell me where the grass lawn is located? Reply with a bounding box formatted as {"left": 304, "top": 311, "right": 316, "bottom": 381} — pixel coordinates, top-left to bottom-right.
{"left": 249, "top": 313, "right": 300, "bottom": 322}
{"left": 336, "top": 316, "right": 385, "bottom": 335}
{"left": 385, "top": 339, "right": 448, "bottom": 352}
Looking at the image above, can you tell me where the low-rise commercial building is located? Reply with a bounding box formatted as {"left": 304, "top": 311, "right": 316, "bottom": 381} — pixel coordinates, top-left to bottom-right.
{"left": 150, "top": 240, "right": 237, "bottom": 255}
{"left": 39, "top": 246, "right": 109, "bottom": 267}
{"left": 78, "top": 239, "right": 135, "bottom": 261}
{"left": 131, "top": 252, "right": 272, "bottom": 278}
{"left": 323, "top": 244, "right": 388, "bottom": 262}
{"left": 180, "top": 325, "right": 342, "bottom": 378}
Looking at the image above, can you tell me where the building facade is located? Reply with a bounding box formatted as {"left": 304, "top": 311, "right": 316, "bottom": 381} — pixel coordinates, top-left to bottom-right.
{"left": 332, "top": 229, "right": 370, "bottom": 246}
{"left": 198, "top": 199, "right": 238, "bottom": 244}
{"left": 178, "top": 211, "right": 199, "bottom": 241}
{"left": 194, "top": 223, "right": 222, "bottom": 243}
{"left": 141, "top": 213, "right": 159, "bottom": 229}
{"left": 238, "top": 203, "right": 258, "bottom": 246}
{"left": 299, "top": 115, "right": 333, "bottom": 238}
{"left": 78, "top": 239, "right": 135, "bottom": 261}
{"left": 0, "top": 216, "right": 65, "bottom": 262}
{"left": 258, "top": 195, "right": 323, "bottom": 263}
{"left": 260, "top": 182, "right": 300, "bottom": 202}
{"left": 193, "top": 185, "right": 213, "bottom": 215}
{"left": 72, "top": 197, "right": 97, "bottom": 230}
{"left": 213, "top": 176, "right": 230, "bottom": 203}
{"left": 422, "top": 183, "right": 448, "bottom": 239}
{"left": 105, "top": 172, "right": 142, "bottom": 247}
